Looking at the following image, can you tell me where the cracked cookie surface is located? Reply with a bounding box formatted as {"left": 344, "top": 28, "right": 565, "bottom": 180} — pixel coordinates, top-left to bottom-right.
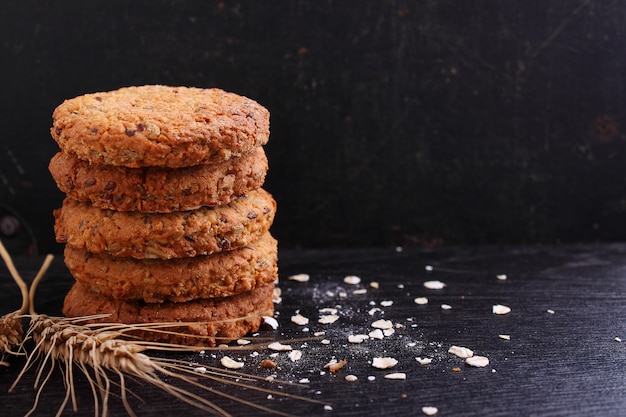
{"left": 49, "top": 147, "right": 268, "bottom": 212}
{"left": 54, "top": 188, "right": 276, "bottom": 259}
{"left": 64, "top": 232, "right": 278, "bottom": 303}
{"left": 51, "top": 85, "right": 270, "bottom": 168}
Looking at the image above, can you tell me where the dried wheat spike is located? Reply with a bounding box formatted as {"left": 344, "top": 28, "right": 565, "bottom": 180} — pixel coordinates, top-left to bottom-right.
{"left": 0, "top": 312, "right": 24, "bottom": 366}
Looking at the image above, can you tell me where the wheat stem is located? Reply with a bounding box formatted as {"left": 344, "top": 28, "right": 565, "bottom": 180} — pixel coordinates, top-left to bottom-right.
{"left": 0, "top": 238, "right": 29, "bottom": 315}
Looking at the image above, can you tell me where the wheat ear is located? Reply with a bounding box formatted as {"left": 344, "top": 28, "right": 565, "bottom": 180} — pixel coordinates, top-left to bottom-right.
{"left": 10, "top": 252, "right": 328, "bottom": 417}
{"left": 0, "top": 239, "right": 30, "bottom": 365}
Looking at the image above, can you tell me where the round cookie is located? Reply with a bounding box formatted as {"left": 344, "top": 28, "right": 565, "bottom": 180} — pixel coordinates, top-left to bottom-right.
{"left": 51, "top": 85, "right": 270, "bottom": 168}
{"left": 62, "top": 282, "right": 275, "bottom": 347}
{"left": 49, "top": 147, "right": 268, "bottom": 212}
{"left": 64, "top": 232, "right": 278, "bottom": 303}
{"left": 54, "top": 188, "right": 276, "bottom": 259}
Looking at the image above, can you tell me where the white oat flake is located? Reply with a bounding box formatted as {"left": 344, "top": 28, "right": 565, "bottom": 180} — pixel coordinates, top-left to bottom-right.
{"left": 262, "top": 316, "right": 279, "bottom": 330}
{"left": 414, "top": 297, "right": 429, "bottom": 305}
{"left": 368, "top": 329, "right": 384, "bottom": 340}
{"left": 448, "top": 345, "right": 474, "bottom": 359}
{"left": 371, "top": 319, "right": 394, "bottom": 329}
{"left": 220, "top": 356, "right": 244, "bottom": 369}
{"left": 422, "top": 406, "right": 438, "bottom": 416}
{"left": 492, "top": 304, "right": 511, "bottom": 315}
{"left": 288, "top": 350, "right": 303, "bottom": 362}
{"left": 466, "top": 356, "right": 490, "bottom": 368}
{"left": 384, "top": 372, "right": 406, "bottom": 380}
{"left": 288, "top": 273, "right": 310, "bottom": 282}
{"left": 416, "top": 357, "right": 433, "bottom": 365}
{"left": 318, "top": 314, "right": 340, "bottom": 324}
{"left": 380, "top": 300, "right": 394, "bottom": 307}
{"left": 291, "top": 313, "right": 309, "bottom": 326}
{"left": 441, "top": 304, "right": 452, "bottom": 310}
{"left": 345, "top": 374, "right": 358, "bottom": 382}
{"left": 372, "top": 357, "right": 398, "bottom": 369}
{"left": 348, "top": 334, "right": 369, "bottom": 344}
{"left": 423, "top": 280, "right": 446, "bottom": 290}
{"left": 344, "top": 275, "right": 361, "bottom": 285}
{"left": 498, "top": 334, "right": 511, "bottom": 340}
{"left": 268, "top": 342, "right": 292, "bottom": 351}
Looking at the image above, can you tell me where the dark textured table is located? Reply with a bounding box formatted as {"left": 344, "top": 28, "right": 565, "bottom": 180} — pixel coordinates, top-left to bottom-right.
{"left": 0, "top": 244, "right": 625, "bottom": 416}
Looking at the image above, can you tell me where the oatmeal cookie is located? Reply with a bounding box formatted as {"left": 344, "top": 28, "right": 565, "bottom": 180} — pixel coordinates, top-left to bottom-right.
{"left": 64, "top": 232, "right": 278, "bottom": 303}
{"left": 51, "top": 85, "right": 270, "bottom": 168}
{"left": 62, "top": 282, "right": 275, "bottom": 346}
{"left": 49, "top": 147, "right": 268, "bottom": 212}
{"left": 54, "top": 188, "right": 276, "bottom": 259}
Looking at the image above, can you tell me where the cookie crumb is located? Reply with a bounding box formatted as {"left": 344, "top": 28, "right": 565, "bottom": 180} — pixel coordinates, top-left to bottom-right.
{"left": 325, "top": 359, "right": 347, "bottom": 373}
{"left": 260, "top": 359, "right": 277, "bottom": 368}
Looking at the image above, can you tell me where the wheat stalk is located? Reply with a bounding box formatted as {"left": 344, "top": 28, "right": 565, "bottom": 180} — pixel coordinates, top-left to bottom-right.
{"left": 6, "top": 248, "right": 328, "bottom": 417}
{"left": 0, "top": 239, "right": 29, "bottom": 366}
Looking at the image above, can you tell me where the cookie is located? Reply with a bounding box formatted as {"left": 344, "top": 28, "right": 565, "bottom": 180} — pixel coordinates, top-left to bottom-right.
{"left": 54, "top": 188, "right": 276, "bottom": 259}
{"left": 51, "top": 85, "right": 270, "bottom": 168}
{"left": 64, "top": 232, "right": 278, "bottom": 303}
{"left": 49, "top": 147, "right": 268, "bottom": 213}
{"left": 62, "top": 282, "right": 275, "bottom": 346}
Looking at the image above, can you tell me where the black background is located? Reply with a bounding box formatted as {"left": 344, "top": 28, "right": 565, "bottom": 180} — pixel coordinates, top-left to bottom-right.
{"left": 2, "top": 0, "right": 626, "bottom": 255}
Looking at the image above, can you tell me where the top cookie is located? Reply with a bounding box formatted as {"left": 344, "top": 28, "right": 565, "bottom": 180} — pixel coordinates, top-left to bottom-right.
{"left": 51, "top": 85, "right": 270, "bottom": 168}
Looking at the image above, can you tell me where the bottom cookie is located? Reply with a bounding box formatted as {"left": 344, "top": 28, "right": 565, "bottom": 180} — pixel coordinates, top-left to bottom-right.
{"left": 62, "top": 282, "right": 275, "bottom": 347}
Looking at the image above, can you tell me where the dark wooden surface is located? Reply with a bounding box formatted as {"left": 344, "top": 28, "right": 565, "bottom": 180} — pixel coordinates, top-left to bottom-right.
{"left": 0, "top": 244, "right": 625, "bottom": 416}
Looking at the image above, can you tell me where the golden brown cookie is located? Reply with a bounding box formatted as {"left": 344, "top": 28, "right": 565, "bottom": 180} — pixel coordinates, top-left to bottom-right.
{"left": 62, "top": 282, "right": 275, "bottom": 347}
{"left": 51, "top": 85, "right": 270, "bottom": 168}
{"left": 49, "top": 147, "right": 268, "bottom": 212}
{"left": 54, "top": 188, "right": 276, "bottom": 259}
{"left": 64, "top": 232, "right": 278, "bottom": 303}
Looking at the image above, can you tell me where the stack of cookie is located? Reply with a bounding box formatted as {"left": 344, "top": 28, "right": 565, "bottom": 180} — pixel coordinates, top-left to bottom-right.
{"left": 48, "top": 86, "right": 277, "bottom": 346}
